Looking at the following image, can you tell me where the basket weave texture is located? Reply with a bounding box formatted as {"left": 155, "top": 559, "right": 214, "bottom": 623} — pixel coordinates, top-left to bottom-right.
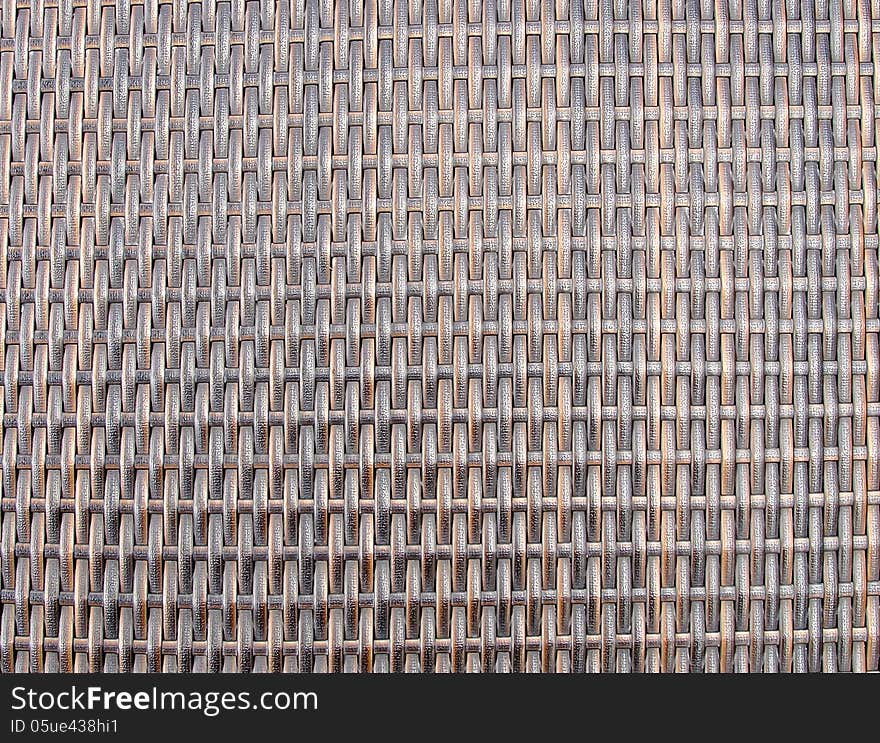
{"left": 1, "top": 0, "right": 879, "bottom": 673}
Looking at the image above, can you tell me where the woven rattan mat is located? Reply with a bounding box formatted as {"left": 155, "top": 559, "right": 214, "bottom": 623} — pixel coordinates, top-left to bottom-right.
{"left": 1, "top": 1, "right": 879, "bottom": 673}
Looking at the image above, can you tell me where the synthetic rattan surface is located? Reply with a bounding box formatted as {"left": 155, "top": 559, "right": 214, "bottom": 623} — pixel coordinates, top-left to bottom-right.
{"left": 1, "top": 0, "right": 879, "bottom": 673}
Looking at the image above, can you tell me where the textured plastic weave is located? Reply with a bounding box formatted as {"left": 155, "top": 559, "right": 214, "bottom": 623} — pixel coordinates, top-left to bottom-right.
{"left": 1, "top": 0, "right": 880, "bottom": 674}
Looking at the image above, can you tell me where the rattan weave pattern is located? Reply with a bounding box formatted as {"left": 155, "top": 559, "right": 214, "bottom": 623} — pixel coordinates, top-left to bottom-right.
{"left": 1, "top": 0, "right": 879, "bottom": 674}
